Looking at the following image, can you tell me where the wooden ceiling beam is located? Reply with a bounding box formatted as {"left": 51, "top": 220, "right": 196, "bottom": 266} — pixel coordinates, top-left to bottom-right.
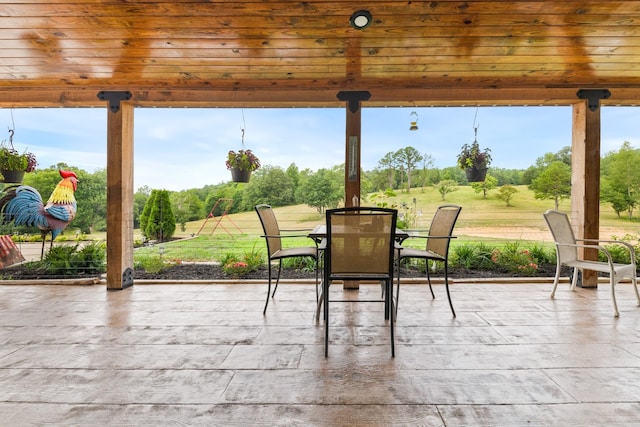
{"left": 3, "top": 87, "right": 640, "bottom": 108}
{"left": 7, "top": 1, "right": 640, "bottom": 17}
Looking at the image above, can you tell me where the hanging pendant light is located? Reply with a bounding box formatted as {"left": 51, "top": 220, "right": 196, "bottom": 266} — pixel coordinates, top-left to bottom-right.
{"left": 409, "top": 111, "right": 419, "bottom": 131}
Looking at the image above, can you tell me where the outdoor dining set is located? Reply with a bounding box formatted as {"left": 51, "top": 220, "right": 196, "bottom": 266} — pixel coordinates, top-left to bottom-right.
{"left": 255, "top": 204, "right": 462, "bottom": 357}
{"left": 256, "top": 204, "right": 640, "bottom": 358}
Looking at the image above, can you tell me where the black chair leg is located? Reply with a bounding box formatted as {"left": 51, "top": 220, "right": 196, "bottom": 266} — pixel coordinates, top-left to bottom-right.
{"left": 324, "top": 277, "right": 330, "bottom": 357}
{"left": 263, "top": 263, "right": 273, "bottom": 315}
{"left": 425, "top": 261, "right": 435, "bottom": 299}
{"left": 315, "top": 288, "right": 323, "bottom": 321}
{"left": 389, "top": 278, "right": 395, "bottom": 357}
{"left": 393, "top": 276, "right": 400, "bottom": 318}
{"left": 384, "top": 282, "right": 390, "bottom": 320}
{"left": 315, "top": 269, "right": 326, "bottom": 322}
{"left": 315, "top": 256, "right": 320, "bottom": 303}
{"left": 272, "top": 259, "right": 283, "bottom": 297}
{"left": 444, "top": 265, "right": 456, "bottom": 317}
{"left": 394, "top": 259, "right": 400, "bottom": 317}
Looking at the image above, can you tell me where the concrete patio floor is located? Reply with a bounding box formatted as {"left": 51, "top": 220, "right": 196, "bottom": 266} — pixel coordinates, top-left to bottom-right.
{"left": 1, "top": 280, "right": 640, "bottom": 426}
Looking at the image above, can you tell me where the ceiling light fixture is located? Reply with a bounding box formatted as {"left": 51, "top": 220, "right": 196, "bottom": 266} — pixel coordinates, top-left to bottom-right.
{"left": 350, "top": 10, "right": 372, "bottom": 30}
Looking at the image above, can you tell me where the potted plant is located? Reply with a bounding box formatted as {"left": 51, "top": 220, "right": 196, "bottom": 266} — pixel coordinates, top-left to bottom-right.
{"left": 456, "top": 139, "right": 491, "bottom": 182}
{"left": 0, "top": 133, "right": 37, "bottom": 183}
{"left": 225, "top": 149, "right": 260, "bottom": 182}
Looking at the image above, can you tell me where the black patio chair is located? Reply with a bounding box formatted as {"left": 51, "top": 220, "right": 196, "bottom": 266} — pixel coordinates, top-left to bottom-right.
{"left": 321, "top": 206, "right": 398, "bottom": 357}
{"left": 255, "top": 204, "right": 320, "bottom": 314}
{"left": 396, "top": 205, "right": 461, "bottom": 317}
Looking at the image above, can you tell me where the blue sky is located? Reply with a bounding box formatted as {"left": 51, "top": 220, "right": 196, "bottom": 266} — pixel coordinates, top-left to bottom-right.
{"left": 1, "top": 106, "right": 638, "bottom": 192}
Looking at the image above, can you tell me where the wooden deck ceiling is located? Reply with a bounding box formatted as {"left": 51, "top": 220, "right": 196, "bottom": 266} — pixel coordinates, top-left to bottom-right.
{"left": 3, "top": 1, "right": 640, "bottom": 107}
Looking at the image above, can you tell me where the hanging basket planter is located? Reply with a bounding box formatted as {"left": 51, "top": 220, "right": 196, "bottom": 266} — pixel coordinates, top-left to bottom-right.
{"left": 0, "top": 129, "right": 37, "bottom": 184}
{"left": 225, "top": 113, "right": 260, "bottom": 183}
{"left": 0, "top": 169, "right": 25, "bottom": 184}
{"left": 230, "top": 167, "right": 251, "bottom": 183}
{"left": 465, "top": 167, "right": 488, "bottom": 182}
{"left": 225, "top": 149, "right": 260, "bottom": 183}
{"left": 457, "top": 122, "right": 492, "bottom": 184}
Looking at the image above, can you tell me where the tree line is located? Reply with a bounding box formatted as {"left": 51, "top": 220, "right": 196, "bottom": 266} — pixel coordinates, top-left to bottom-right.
{"left": 2, "top": 141, "right": 638, "bottom": 240}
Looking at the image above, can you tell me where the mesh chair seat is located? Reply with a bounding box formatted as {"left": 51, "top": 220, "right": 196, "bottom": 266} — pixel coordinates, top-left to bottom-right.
{"left": 398, "top": 247, "right": 445, "bottom": 261}
{"left": 271, "top": 246, "right": 318, "bottom": 260}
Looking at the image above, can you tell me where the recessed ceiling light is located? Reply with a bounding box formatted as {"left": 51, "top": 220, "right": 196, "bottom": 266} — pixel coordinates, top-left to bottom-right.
{"left": 350, "top": 10, "right": 372, "bottom": 30}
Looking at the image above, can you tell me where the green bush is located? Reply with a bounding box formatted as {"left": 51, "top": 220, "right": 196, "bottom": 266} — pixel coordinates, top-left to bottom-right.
{"left": 40, "top": 242, "right": 106, "bottom": 276}
{"left": 450, "top": 243, "right": 477, "bottom": 269}
{"left": 451, "top": 242, "right": 496, "bottom": 270}
{"left": 76, "top": 241, "right": 106, "bottom": 274}
{"left": 449, "top": 241, "right": 555, "bottom": 276}
{"left": 222, "top": 260, "right": 251, "bottom": 277}
{"left": 242, "top": 246, "right": 264, "bottom": 270}
{"left": 219, "top": 252, "right": 240, "bottom": 267}
{"left": 525, "top": 242, "right": 555, "bottom": 265}
{"left": 475, "top": 242, "right": 499, "bottom": 270}
{"left": 43, "top": 245, "right": 78, "bottom": 275}
{"left": 220, "top": 248, "right": 263, "bottom": 277}
{"left": 598, "top": 234, "right": 639, "bottom": 264}
{"left": 281, "top": 256, "right": 316, "bottom": 271}
{"left": 134, "top": 255, "right": 166, "bottom": 274}
{"left": 490, "top": 241, "right": 539, "bottom": 276}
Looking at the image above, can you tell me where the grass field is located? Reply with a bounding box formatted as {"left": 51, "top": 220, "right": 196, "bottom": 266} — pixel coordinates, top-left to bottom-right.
{"left": 134, "top": 185, "right": 640, "bottom": 263}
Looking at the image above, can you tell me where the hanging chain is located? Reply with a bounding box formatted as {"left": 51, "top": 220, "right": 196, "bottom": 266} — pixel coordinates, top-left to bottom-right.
{"left": 240, "top": 109, "right": 246, "bottom": 148}
{"left": 472, "top": 106, "right": 479, "bottom": 143}
{"left": 7, "top": 108, "right": 16, "bottom": 149}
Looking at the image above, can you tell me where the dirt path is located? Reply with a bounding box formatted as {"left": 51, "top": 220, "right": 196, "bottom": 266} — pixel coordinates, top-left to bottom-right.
{"left": 455, "top": 225, "right": 630, "bottom": 242}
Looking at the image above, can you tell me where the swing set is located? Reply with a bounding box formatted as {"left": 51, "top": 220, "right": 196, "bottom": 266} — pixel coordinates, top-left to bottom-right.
{"left": 196, "top": 198, "right": 243, "bottom": 236}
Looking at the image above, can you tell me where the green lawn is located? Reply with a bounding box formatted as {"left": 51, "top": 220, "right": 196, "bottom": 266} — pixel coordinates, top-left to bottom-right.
{"left": 134, "top": 185, "right": 640, "bottom": 263}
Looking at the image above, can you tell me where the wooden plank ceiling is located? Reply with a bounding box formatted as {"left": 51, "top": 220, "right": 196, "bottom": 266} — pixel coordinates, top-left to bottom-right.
{"left": 2, "top": 0, "right": 640, "bottom": 107}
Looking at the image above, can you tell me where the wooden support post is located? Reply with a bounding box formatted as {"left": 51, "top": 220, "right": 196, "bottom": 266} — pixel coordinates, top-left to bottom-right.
{"left": 338, "top": 90, "right": 370, "bottom": 289}
{"left": 345, "top": 109, "right": 361, "bottom": 208}
{"left": 337, "top": 90, "right": 370, "bottom": 207}
{"left": 571, "top": 98, "right": 602, "bottom": 288}
{"left": 102, "top": 93, "right": 135, "bottom": 290}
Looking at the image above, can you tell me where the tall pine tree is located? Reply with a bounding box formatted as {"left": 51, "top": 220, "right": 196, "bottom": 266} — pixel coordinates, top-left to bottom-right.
{"left": 140, "top": 189, "right": 176, "bottom": 242}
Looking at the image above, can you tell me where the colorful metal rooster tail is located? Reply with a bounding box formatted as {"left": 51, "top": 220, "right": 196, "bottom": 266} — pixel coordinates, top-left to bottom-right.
{"left": 0, "top": 169, "right": 79, "bottom": 259}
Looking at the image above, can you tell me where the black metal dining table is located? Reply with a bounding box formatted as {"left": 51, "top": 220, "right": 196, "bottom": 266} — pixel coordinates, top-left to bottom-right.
{"left": 307, "top": 224, "right": 410, "bottom": 244}
{"left": 307, "top": 224, "right": 409, "bottom": 290}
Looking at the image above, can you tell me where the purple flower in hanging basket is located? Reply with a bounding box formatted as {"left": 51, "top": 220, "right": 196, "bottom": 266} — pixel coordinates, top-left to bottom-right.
{"left": 456, "top": 141, "right": 491, "bottom": 170}
{"left": 225, "top": 149, "right": 261, "bottom": 171}
{"left": 25, "top": 151, "right": 37, "bottom": 172}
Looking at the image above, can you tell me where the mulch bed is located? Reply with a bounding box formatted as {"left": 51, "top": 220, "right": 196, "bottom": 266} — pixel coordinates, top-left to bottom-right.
{"left": 0, "top": 261, "right": 571, "bottom": 281}
{"left": 138, "top": 262, "right": 569, "bottom": 281}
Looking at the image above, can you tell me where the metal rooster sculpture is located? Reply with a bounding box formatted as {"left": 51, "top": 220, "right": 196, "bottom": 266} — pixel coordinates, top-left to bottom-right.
{"left": 0, "top": 169, "right": 79, "bottom": 258}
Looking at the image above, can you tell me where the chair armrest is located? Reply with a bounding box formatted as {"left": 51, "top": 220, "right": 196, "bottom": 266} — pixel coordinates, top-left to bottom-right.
{"left": 574, "top": 239, "right": 636, "bottom": 266}
{"left": 578, "top": 238, "right": 636, "bottom": 253}
{"left": 261, "top": 233, "right": 314, "bottom": 238}
{"left": 400, "top": 235, "right": 456, "bottom": 241}
{"left": 555, "top": 241, "right": 618, "bottom": 265}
